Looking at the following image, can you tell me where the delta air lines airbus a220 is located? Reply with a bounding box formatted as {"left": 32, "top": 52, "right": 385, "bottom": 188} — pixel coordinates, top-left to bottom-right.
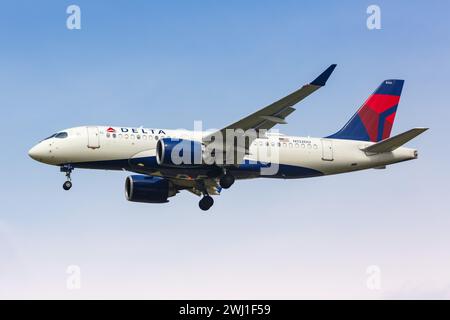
{"left": 29, "top": 65, "right": 427, "bottom": 211}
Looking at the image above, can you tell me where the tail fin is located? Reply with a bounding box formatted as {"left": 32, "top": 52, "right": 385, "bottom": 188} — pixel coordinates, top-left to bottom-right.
{"left": 328, "top": 79, "right": 404, "bottom": 142}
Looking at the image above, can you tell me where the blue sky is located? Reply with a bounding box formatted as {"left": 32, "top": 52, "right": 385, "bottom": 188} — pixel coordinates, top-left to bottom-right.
{"left": 0, "top": 0, "right": 449, "bottom": 299}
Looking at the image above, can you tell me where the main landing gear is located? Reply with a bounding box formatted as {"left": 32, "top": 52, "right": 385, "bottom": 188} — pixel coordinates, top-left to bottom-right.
{"left": 196, "top": 180, "right": 214, "bottom": 211}
{"left": 199, "top": 195, "right": 214, "bottom": 211}
{"left": 219, "top": 172, "right": 235, "bottom": 189}
{"left": 197, "top": 171, "right": 236, "bottom": 211}
{"left": 60, "top": 164, "right": 74, "bottom": 191}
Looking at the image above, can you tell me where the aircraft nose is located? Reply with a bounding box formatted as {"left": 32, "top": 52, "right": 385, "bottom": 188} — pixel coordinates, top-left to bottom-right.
{"left": 28, "top": 145, "right": 40, "bottom": 160}
{"left": 28, "top": 143, "right": 47, "bottom": 162}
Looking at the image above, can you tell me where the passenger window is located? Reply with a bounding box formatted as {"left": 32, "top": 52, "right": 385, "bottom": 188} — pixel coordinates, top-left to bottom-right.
{"left": 137, "top": 135, "right": 141, "bottom": 140}
{"left": 131, "top": 134, "right": 135, "bottom": 140}
{"left": 55, "top": 132, "right": 68, "bottom": 139}
{"left": 313, "top": 144, "right": 318, "bottom": 149}
{"left": 295, "top": 143, "right": 299, "bottom": 148}
{"left": 118, "top": 134, "right": 123, "bottom": 139}
{"left": 283, "top": 143, "right": 287, "bottom": 147}
{"left": 143, "top": 135, "right": 147, "bottom": 140}
{"left": 155, "top": 136, "right": 159, "bottom": 140}
{"left": 289, "top": 143, "right": 293, "bottom": 148}
{"left": 307, "top": 144, "right": 312, "bottom": 149}
{"left": 113, "top": 133, "right": 116, "bottom": 138}
{"left": 301, "top": 144, "right": 305, "bottom": 148}
{"left": 106, "top": 133, "right": 111, "bottom": 138}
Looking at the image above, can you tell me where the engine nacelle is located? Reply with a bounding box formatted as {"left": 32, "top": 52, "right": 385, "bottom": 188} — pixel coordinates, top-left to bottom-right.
{"left": 125, "top": 175, "right": 176, "bottom": 203}
{"left": 156, "top": 138, "right": 204, "bottom": 167}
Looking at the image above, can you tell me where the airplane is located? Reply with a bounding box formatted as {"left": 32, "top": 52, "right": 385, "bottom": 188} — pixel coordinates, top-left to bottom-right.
{"left": 28, "top": 64, "right": 427, "bottom": 211}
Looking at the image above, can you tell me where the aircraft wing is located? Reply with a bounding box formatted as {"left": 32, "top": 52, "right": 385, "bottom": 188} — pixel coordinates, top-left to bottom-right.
{"left": 203, "top": 64, "right": 337, "bottom": 164}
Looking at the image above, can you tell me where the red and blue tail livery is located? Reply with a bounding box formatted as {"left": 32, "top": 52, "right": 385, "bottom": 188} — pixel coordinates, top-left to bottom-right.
{"left": 328, "top": 79, "right": 404, "bottom": 142}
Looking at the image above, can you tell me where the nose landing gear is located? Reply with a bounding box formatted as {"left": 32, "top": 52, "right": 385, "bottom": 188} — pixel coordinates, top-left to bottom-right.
{"left": 63, "top": 180, "right": 72, "bottom": 191}
{"left": 60, "top": 164, "right": 74, "bottom": 191}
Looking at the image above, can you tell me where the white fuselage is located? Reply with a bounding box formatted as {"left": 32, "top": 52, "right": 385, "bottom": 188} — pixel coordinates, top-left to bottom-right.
{"left": 28, "top": 126, "right": 418, "bottom": 180}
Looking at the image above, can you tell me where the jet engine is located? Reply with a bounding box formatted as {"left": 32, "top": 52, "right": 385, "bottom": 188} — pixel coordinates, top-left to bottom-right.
{"left": 125, "top": 175, "right": 177, "bottom": 203}
{"left": 156, "top": 138, "right": 205, "bottom": 167}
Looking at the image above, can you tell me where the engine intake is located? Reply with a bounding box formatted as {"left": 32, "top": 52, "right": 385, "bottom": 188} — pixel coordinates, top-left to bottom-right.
{"left": 125, "top": 175, "right": 176, "bottom": 203}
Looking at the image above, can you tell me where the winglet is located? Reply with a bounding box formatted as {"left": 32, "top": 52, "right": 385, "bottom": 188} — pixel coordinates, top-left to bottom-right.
{"left": 310, "top": 64, "right": 337, "bottom": 86}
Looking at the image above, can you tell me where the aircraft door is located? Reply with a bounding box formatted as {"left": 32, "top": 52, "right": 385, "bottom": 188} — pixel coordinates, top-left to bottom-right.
{"left": 321, "top": 139, "right": 333, "bottom": 161}
{"left": 87, "top": 126, "right": 100, "bottom": 149}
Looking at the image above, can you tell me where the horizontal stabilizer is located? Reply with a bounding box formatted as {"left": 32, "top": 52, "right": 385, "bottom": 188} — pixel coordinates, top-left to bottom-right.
{"left": 363, "top": 128, "right": 428, "bottom": 153}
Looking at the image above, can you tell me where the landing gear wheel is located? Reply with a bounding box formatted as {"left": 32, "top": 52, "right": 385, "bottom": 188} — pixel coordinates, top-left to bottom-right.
{"left": 199, "top": 195, "right": 214, "bottom": 211}
{"left": 60, "top": 165, "right": 74, "bottom": 191}
{"left": 63, "top": 180, "right": 72, "bottom": 191}
{"left": 219, "top": 174, "right": 235, "bottom": 189}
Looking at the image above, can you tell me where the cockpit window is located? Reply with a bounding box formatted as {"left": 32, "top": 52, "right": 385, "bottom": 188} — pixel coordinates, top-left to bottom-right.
{"left": 43, "top": 133, "right": 57, "bottom": 141}
{"left": 55, "top": 132, "right": 68, "bottom": 139}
